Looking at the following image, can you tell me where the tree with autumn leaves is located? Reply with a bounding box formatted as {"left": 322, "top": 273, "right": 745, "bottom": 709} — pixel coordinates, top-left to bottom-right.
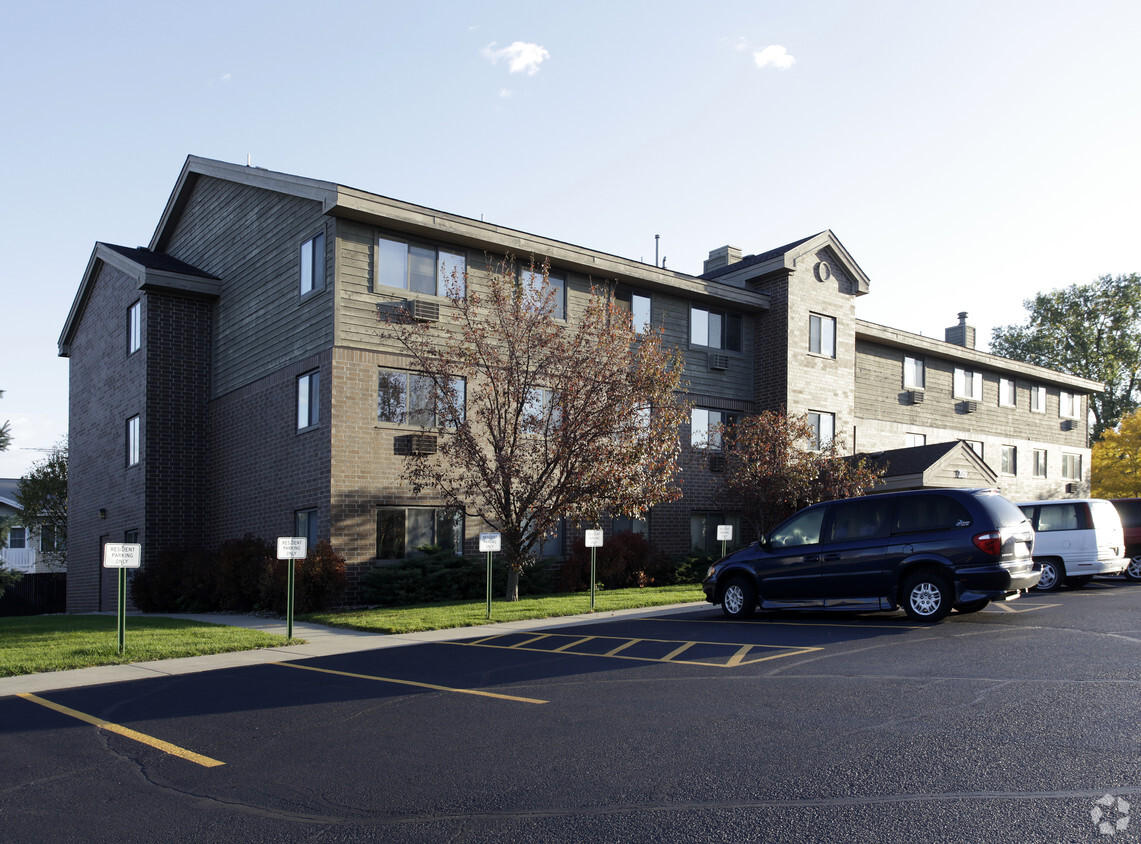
{"left": 1092, "top": 409, "right": 1141, "bottom": 499}
{"left": 708, "top": 409, "right": 884, "bottom": 537}
{"left": 379, "top": 256, "right": 689, "bottom": 600}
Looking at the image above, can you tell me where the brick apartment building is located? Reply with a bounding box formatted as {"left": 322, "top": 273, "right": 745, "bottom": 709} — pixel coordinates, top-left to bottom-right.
{"left": 58, "top": 156, "right": 1100, "bottom": 610}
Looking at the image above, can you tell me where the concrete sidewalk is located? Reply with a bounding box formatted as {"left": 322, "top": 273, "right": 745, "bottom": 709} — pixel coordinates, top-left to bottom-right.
{"left": 0, "top": 602, "right": 705, "bottom": 697}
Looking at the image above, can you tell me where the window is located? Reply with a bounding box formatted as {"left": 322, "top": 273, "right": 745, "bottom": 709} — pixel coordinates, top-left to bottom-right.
{"left": 124, "top": 529, "right": 138, "bottom": 544}
{"left": 613, "top": 513, "right": 648, "bottom": 537}
{"left": 690, "top": 408, "right": 737, "bottom": 450}
{"left": 768, "top": 508, "right": 824, "bottom": 550}
{"left": 1033, "top": 448, "right": 1047, "bottom": 478}
{"left": 538, "top": 519, "right": 565, "bottom": 558}
{"left": 375, "top": 235, "right": 466, "bottom": 298}
{"left": 378, "top": 369, "right": 465, "bottom": 427}
{"left": 615, "top": 288, "right": 651, "bottom": 334}
{"left": 40, "top": 525, "right": 64, "bottom": 554}
{"left": 824, "top": 498, "right": 893, "bottom": 543}
{"left": 295, "top": 509, "right": 318, "bottom": 549}
{"left": 966, "top": 440, "right": 983, "bottom": 458}
{"left": 999, "top": 378, "right": 1016, "bottom": 407}
{"left": 1060, "top": 391, "right": 1080, "bottom": 419}
{"left": 808, "top": 411, "right": 835, "bottom": 450}
{"left": 905, "top": 432, "right": 926, "bottom": 448}
{"left": 1001, "top": 445, "right": 1017, "bottom": 475}
{"left": 808, "top": 314, "right": 836, "bottom": 358}
{"left": 690, "top": 306, "right": 742, "bottom": 352}
{"left": 300, "top": 231, "right": 325, "bottom": 296}
{"left": 904, "top": 356, "right": 925, "bottom": 390}
{"left": 126, "top": 415, "right": 140, "bottom": 467}
{"left": 1030, "top": 385, "right": 1046, "bottom": 413}
{"left": 297, "top": 370, "right": 320, "bottom": 431}
{"left": 691, "top": 512, "right": 741, "bottom": 554}
{"left": 953, "top": 368, "right": 982, "bottom": 401}
{"left": 1062, "top": 453, "right": 1083, "bottom": 481}
{"left": 127, "top": 301, "right": 141, "bottom": 354}
{"left": 892, "top": 494, "right": 972, "bottom": 535}
{"left": 8, "top": 526, "right": 25, "bottom": 549}
{"left": 376, "top": 507, "right": 463, "bottom": 558}
{"left": 524, "top": 388, "right": 560, "bottom": 435}
{"left": 521, "top": 267, "right": 566, "bottom": 320}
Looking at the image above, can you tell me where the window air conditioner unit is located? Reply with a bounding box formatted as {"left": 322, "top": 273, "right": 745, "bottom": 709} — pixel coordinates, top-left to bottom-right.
{"left": 1065, "top": 482, "right": 1077, "bottom": 494}
{"left": 908, "top": 390, "right": 925, "bottom": 405}
{"left": 963, "top": 400, "right": 978, "bottom": 413}
{"left": 410, "top": 434, "right": 438, "bottom": 455}
{"left": 408, "top": 300, "right": 440, "bottom": 322}
{"left": 1061, "top": 419, "right": 1074, "bottom": 431}
{"left": 708, "top": 353, "right": 729, "bottom": 371}
{"left": 709, "top": 453, "right": 726, "bottom": 473}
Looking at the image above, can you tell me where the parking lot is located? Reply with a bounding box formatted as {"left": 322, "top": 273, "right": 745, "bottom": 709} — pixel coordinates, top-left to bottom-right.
{"left": 4, "top": 580, "right": 1141, "bottom": 843}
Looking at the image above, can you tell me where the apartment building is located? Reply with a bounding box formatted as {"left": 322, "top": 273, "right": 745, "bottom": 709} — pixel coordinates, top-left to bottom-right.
{"left": 58, "top": 156, "right": 1099, "bottom": 610}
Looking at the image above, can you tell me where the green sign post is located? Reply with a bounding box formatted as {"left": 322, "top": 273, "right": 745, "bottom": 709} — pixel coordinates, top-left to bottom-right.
{"left": 479, "top": 532, "right": 501, "bottom": 619}
{"left": 102, "top": 543, "right": 142, "bottom": 654}
{"left": 277, "top": 537, "right": 308, "bottom": 640}
{"left": 585, "top": 529, "right": 604, "bottom": 611}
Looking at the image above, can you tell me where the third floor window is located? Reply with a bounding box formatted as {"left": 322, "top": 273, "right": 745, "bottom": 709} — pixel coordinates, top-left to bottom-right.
{"left": 376, "top": 235, "right": 466, "bottom": 298}
{"left": 691, "top": 306, "right": 741, "bottom": 352}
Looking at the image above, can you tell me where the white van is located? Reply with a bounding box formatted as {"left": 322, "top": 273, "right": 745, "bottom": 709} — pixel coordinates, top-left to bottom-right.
{"left": 1017, "top": 499, "right": 1128, "bottom": 590}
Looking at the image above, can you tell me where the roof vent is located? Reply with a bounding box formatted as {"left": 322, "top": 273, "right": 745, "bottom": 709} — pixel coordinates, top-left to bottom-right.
{"left": 945, "top": 311, "right": 976, "bottom": 349}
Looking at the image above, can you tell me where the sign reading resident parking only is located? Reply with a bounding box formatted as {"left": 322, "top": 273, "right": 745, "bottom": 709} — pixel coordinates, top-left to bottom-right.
{"left": 277, "top": 537, "right": 308, "bottom": 560}
{"left": 103, "top": 543, "right": 142, "bottom": 568}
{"left": 716, "top": 525, "right": 733, "bottom": 541}
{"left": 585, "top": 529, "right": 604, "bottom": 547}
{"left": 479, "top": 532, "right": 502, "bottom": 552}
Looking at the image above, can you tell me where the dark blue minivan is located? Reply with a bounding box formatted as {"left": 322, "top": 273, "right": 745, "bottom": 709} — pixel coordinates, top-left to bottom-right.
{"left": 702, "top": 488, "right": 1040, "bottom": 622}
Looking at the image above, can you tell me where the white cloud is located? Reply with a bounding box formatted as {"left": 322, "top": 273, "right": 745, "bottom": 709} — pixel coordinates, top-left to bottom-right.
{"left": 753, "top": 45, "right": 795, "bottom": 70}
{"left": 498, "top": 88, "right": 515, "bottom": 99}
{"left": 481, "top": 41, "right": 550, "bottom": 76}
{"left": 733, "top": 37, "right": 749, "bottom": 53}
{"left": 220, "top": 73, "right": 231, "bottom": 83}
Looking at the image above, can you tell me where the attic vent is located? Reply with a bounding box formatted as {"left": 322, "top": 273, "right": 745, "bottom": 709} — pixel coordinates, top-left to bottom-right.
{"left": 908, "top": 390, "right": 925, "bottom": 405}
{"left": 410, "top": 434, "right": 438, "bottom": 455}
{"left": 408, "top": 300, "right": 440, "bottom": 322}
{"left": 708, "top": 353, "right": 730, "bottom": 371}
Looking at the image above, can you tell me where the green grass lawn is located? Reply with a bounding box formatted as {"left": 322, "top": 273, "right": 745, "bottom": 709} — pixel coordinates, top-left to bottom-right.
{"left": 0, "top": 615, "right": 293, "bottom": 677}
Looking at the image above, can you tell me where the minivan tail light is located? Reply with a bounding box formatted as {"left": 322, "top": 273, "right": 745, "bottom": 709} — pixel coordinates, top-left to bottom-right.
{"left": 972, "top": 530, "right": 1003, "bottom": 557}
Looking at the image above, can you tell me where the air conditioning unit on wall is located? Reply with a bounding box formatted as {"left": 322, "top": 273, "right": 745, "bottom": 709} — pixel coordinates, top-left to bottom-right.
{"left": 708, "top": 353, "right": 729, "bottom": 371}
{"left": 908, "top": 390, "right": 925, "bottom": 405}
{"left": 963, "top": 400, "right": 978, "bottom": 413}
{"left": 409, "top": 434, "right": 438, "bottom": 455}
{"left": 408, "top": 299, "right": 440, "bottom": 322}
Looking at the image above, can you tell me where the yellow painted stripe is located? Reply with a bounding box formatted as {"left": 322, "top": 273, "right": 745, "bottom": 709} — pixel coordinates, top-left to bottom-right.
{"left": 18, "top": 693, "right": 224, "bottom": 768}
{"left": 726, "top": 644, "right": 754, "bottom": 667}
{"left": 509, "top": 634, "right": 551, "bottom": 649}
{"left": 272, "top": 662, "right": 547, "bottom": 704}
{"left": 662, "top": 641, "right": 696, "bottom": 661}
{"left": 552, "top": 636, "right": 594, "bottom": 653}
{"left": 604, "top": 638, "right": 642, "bottom": 657}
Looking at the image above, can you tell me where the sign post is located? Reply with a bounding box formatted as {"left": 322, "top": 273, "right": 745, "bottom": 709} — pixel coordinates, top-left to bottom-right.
{"left": 103, "top": 543, "right": 141, "bottom": 655}
{"left": 585, "top": 529, "right": 604, "bottom": 610}
{"left": 277, "top": 537, "right": 307, "bottom": 639}
{"left": 717, "top": 524, "right": 733, "bottom": 559}
{"left": 479, "top": 533, "right": 501, "bottom": 619}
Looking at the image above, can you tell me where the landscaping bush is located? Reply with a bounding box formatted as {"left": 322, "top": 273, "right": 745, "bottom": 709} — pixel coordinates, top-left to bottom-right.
{"left": 559, "top": 531, "right": 671, "bottom": 592}
{"left": 213, "top": 535, "right": 275, "bottom": 612}
{"left": 260, "top": 540, "right": 347, "bottom": 614}
{"left": 360, "top": 546, "right": 557, "bottom": 606}
{"left": 131, "top": 546, "right": 217, "bottom": 613}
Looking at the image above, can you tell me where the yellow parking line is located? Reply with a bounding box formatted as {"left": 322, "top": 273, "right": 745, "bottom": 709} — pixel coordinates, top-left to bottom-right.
{"left": 662, "top": 641, "right": 697, "bottom": 661}
{"left": 605, "top": 639, "right": 642, "bottom": 657}
{"left": 273, "top": 662, "right": 547, "bottom": 705}
{"left": 509, "top": 634, "right": 551, "bottom": 649}
{"left": 18, "top": 693, "right": 224, "bottom": 768}
{"left": 726, "top": 644, "right": 754, "bottom": 667}
{"left": 552, "top": 636, "right": 595, "bottom": 653}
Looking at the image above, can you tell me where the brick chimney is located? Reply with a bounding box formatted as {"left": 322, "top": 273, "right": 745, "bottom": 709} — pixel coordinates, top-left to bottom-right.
{"left": 945, "top": 312, "right": 976, "bottom": 349}
{"left": 704, "top": 245, "right": 742, "bottom": 274}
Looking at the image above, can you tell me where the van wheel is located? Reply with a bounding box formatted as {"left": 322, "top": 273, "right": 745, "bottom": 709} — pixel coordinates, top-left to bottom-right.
{"left": 954, "top": 598, "right": 989, "bottom": 614}
{"left": 1125, "top": 557, "right": 1141, "bottom": 582}
{"left": 1034, "top": 560, "right": 1064, "bottom": 591}
{"left": 720, "top": 577, "right": 757, "bottom": 620}
{"left": 902, "top": 572, "right": 952, "bottom": 622}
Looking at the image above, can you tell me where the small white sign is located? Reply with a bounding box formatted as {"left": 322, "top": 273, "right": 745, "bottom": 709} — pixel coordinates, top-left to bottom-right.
{"left": 585, "top": 529, "right": 604, "bottom": 548}
{"left": 716, "top": 525, "right": 733, "bottom": 541}
{"left": 277, "top": 537, "right": 308, "bottom": 560}
{"left": 479, "top": 532, "right": 502, "bottom": 552}
{"left": 103, "top": 543, "right": 142, "bottom": 569}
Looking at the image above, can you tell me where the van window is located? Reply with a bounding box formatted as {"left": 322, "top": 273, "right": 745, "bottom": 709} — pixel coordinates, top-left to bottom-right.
{"left": 824, "top": 498, "right": 893, "bottom": 543}
{"left": 769, "top": 508, "right": 825, "bottom": 549}
{"left": 892, "top": 494, "right": 972, "bottom": 535}
{"left": 1033, "top": 503, "right": 1088, "bottom": 532}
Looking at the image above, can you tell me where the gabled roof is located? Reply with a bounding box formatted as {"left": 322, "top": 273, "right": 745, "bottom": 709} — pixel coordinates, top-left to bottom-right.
{"left": 58, "top": 242, "right": 220, "bottom": 357}
{"left": 857, "top": 440, "right": 998, "bottom": 492}
{"left": 0, "top": 478, "right": 21, "bottom": 512}
{"left": 699, "top": 229, "right": 871, "bottom": 296}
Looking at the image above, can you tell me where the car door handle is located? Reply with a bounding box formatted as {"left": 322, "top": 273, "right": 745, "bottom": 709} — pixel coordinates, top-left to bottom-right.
{"left": 822, "top": 553, "right": 840, "bottom": 561}
{"left": 804, "top": 554, "right": 820, "bottom": 563}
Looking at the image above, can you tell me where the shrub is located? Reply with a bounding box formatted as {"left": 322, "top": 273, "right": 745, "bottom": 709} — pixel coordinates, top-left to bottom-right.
{"left": 261, "top": 540, "right": 347, "bottom": 614}
{"left": 559, "top": 531, "right": 670, "bottom": 592}
{"left": 0, "top": 566, "right": 23, "bottom": 601}
{"left": 213, "top": 535, "right": 275, "bottom": 611}
{"left": 131, "top": 547, "right": 217, "bottom": 613}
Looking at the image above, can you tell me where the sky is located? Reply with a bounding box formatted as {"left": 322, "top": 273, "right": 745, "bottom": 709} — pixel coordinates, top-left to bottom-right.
{"left": 1, "top": 0, "right": 1139, "bottom": 479}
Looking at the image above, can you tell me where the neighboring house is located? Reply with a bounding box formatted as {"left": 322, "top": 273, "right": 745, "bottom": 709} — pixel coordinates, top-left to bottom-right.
{"left": 0, "top": 478, "right": 64, "bottom": 574}
{"left": 57, "top": 156, "right": 1101, "bottom": 611}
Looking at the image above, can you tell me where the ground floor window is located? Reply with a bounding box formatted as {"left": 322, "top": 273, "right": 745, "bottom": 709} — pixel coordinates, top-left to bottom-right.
{"left": 1061, "top": 453, "right": 1083, "bottom": 481}
{"left": 613, "top": 513, "right": 648, "bottom": 537}
{"left": 295, "top": 509, "right": 318, "bottom": 549}
{"left": 377, "top": 507, "right": 463, "bottom": 559}
{"left": 690, "top": 512, "right": 741, "bottom": 555}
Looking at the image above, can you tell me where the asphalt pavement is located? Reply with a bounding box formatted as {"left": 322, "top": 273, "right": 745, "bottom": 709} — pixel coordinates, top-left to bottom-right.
{"left": 0, "top": 602, "right": 704, "bottom": 697}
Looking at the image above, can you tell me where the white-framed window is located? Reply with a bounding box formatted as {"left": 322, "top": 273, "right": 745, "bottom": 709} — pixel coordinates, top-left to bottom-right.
{"left": 8, "top": 526, "right": 26, "bottom": 549}
{"left": 999, "top": 378, "right": 1016, "bottom": 407}
{"left": 297, "top": 370, "right": 320, "bottom": 431}
{"left": 905, "top": 432, "right": 926, "bottom": 448}
{"left": 1033, "top": 448, "right": 1047, "bottom": 478}
{"left": 523, "top": 387, "right": 561, "bottom": 435}
{"left": 127, "top": 301, "right": 141, "bottom": 355}
{"left": 1001, "top": 445, "right": 1017, "bottom": 475}
{"left": 904, "top": 356, "right": 925, "bottom": 390}
{"left": 690, "top": 306, "right": 742, "bottom": 352}
{"left": 1060, "top": 391, "right": 1080, "bottom": 419}
{"left": 808, "top": 411, "right": 835, "bottom": 450}
{"left": 953, "top": 368, "right": 983, "bottom": 401}
{"left": 808, "top": 314, "right": 836, "bottom": 358}
{"left": 966, "top": 440, "right": 983, "bottom": 458}
{"left": 126, "top": 415, "right": 140, "bottom": 467}
{"left": 1030, "top": 385, "right": 1046, "bottom": 413}
{"left": 690, "top": 408, "right": 738, "bottom": 450}
{"left": 615, "top": 288, "right": 652, "bottom": 334}
{"left": 378, "top": 369, "right": 465, "bottom": 428}
{"left": 1062, "top": 453, "right": 1083, "bottom": 481}
{"left": 521, "top": 267, "right": 566, "bottom": 320}
{"left": 376, "top": 235, "right": 467, "bottom": 298}
{"left": 300, "top": 231, "right": 325, "bottom": 296}
{"left": 376, "top": 507, "right": 463, "bottom": 558}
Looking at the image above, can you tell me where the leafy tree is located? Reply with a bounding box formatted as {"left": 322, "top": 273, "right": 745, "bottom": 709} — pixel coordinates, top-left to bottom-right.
{"left": 0, "top": 388, "right": 10, "bottom": 454}
{"left": 379, "top": 256, "right": 689, "bottom": 600}
{"left": 1092, "top": 409, "right": 1141, "bottom": 498}
{"left": 990, "top": 274, "right": 1141, "bottom": 440}
{"left": 15, "top": 441, "right": 68, "bottom": 572}
{"left": 710, "top": 409, "right": 885, "bottom": 536}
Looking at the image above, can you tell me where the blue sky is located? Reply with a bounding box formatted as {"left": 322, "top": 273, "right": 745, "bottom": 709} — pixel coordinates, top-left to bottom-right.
{"left": 2, "top": 0, "right": 1139, "bottom": 477}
